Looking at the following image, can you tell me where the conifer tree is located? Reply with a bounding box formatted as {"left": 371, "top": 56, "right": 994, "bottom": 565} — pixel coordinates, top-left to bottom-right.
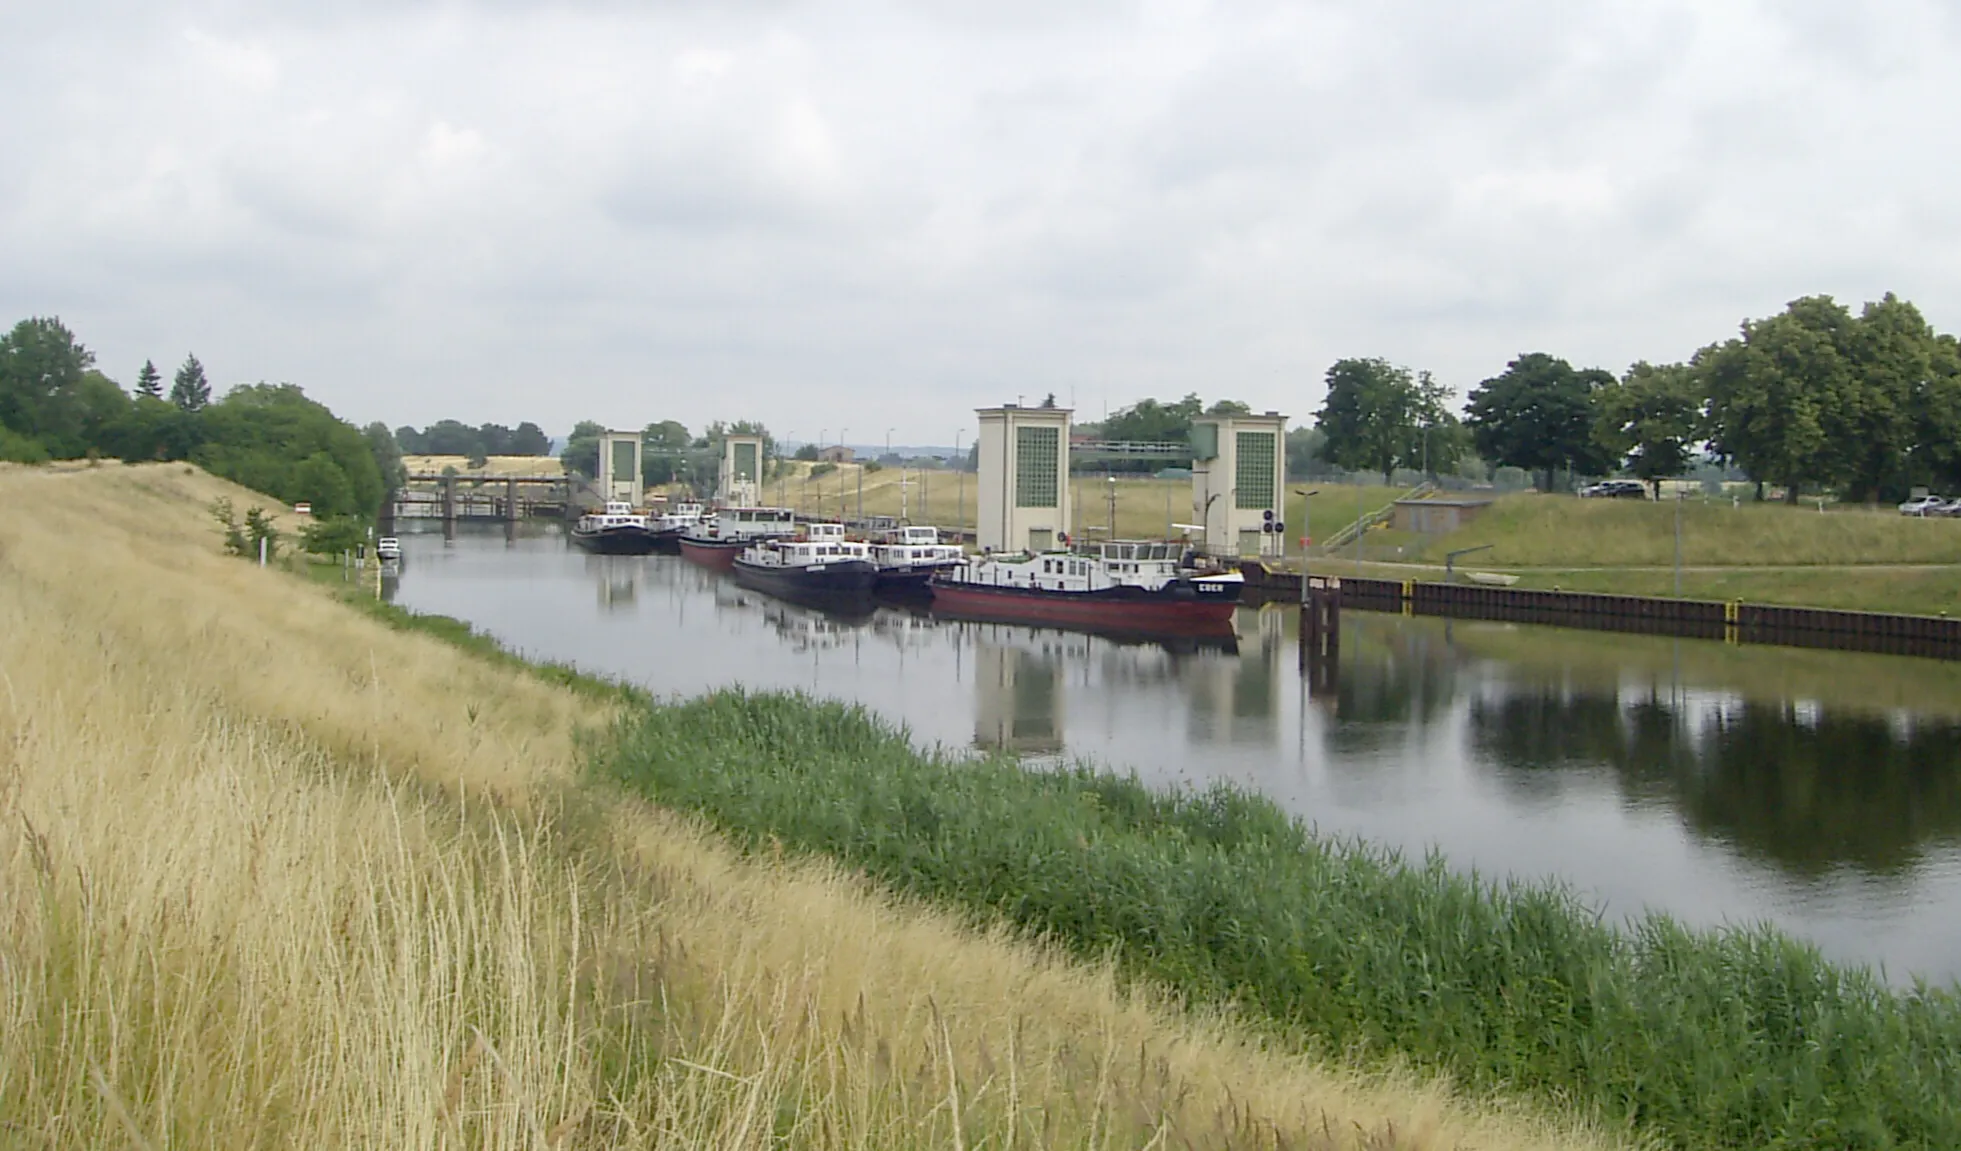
{"left": 135, "top": 359, "right": 163, "bottom": 399}
{"left": 170, "top": 354, "right": 210, "bottom": 413}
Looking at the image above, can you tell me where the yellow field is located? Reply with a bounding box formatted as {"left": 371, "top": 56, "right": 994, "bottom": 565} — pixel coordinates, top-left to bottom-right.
{"left": 0, "top": 462, "right": 1631, "bottom": 1149}
{"left": 404, "top": 453, "right": 566, "bottom": 478}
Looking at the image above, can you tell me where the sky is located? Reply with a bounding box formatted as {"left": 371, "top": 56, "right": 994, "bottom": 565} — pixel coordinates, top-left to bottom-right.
{"left": 6, "top": 0, "right": 1960, "bottom": 446}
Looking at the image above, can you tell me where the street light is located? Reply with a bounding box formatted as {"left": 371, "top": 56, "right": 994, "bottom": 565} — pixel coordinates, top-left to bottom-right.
{"left": 954, "top": 429, "right": 966, "bottom": 536}
{"left": 839, "top": 427, "right": 849, "bottom": 521}
{"left": 1293, "top": 489, "right": 1319, "bottom": 604}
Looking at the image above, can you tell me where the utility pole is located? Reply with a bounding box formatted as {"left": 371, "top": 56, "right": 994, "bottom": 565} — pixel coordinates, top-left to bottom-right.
{"left": 1674, "top": 486, "right": 1683, "bottom": 596}
{"left": 1294, "top": 489, "right": 1319, "bottom": 604}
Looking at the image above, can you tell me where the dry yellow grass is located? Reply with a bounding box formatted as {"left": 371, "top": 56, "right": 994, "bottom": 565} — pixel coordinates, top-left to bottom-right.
{"left": 404, "top": 454, "right": 567, "bottom": 478}
{"left": 0, "top": 462, "right": 1641, "bottom": 1150}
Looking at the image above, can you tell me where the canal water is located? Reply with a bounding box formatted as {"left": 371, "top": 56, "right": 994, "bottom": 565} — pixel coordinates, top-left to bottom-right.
{"left": 387, "top": 524, "right": 1961, "bottom": 984}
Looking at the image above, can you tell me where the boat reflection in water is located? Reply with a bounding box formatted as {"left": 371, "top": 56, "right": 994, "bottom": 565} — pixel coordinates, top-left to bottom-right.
{"left": 584, "top": 554, "right": 641, "bottom": 612}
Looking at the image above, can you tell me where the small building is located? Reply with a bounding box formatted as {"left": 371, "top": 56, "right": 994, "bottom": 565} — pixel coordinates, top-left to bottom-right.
{"left": 817, "top": 445, "right": 856, "bottom": 464}
{"left": 976, "top": 403, "right": 1072, "bottom": 552}
{"left": 722, "top": 434, "right": 766, "bottom": 504}
{"left": 1392, "top": 496, "right": 1495, "bottom": 534}
{"left": 1190, "top": 411, "right": 1287, "bottom": 558}
{"left": 597, "top": 430, "right": 643, "bottom": 506}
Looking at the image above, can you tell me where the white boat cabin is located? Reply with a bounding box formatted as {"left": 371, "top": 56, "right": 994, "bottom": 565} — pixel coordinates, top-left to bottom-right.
{"left": 655, "top": 501, "right": 705, "bottom": 529}
{"left": 697, "top": 506, "right": 798, "bottom": 540}
{"left": 579, "top": 501, "right": 648, "bottom": 531}
{"left": 944, "top": 540, "right": 1239, "bottom": 594}
{"left": 744, "top": 537, "right": 869, "bottom": 569}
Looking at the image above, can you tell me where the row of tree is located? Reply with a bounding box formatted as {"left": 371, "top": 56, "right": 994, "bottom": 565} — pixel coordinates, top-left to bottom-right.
{"left": 1315, "top": 293, "right": 1961, "bottom": 501}
{"left": 0, "top": 316, "right": 397, "bottom": 518}
{"left": 394, "top": 419, "right": 551, "bottom": 460}
{"left": 559, "top": 418, "right": 779, "bottom": 488}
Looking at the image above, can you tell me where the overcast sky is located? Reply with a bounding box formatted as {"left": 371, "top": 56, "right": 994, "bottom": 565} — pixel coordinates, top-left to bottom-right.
{"left": 6, "top": 0, "right": 1959, "bottom": 444}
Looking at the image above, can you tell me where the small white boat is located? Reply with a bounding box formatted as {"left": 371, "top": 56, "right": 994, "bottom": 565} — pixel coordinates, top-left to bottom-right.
{"left": 868, "top": 525, "right": 965, "bottom": 593}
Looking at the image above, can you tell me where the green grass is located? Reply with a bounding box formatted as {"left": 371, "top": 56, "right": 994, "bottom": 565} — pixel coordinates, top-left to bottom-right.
{"left": 1410, "top": 493, "right": 1961, "bottom": 568}
{"left": 594, "top": 689, "right": 1961, "bottom": 1151}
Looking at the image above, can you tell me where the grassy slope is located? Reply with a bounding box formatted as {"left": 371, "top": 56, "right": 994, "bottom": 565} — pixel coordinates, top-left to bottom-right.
{"left": 1295, "top": 494, "right": 1961, "bottom": 614}
{"left": 0, "top": 462, "right": 1621, "bottom": 1151}
{"left": 597, "top": 691, "right": 1961, "bottom": 1151}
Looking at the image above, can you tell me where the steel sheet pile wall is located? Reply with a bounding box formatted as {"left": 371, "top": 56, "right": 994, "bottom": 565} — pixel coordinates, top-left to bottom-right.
{"left": 1240, "top": 564, "right": 1961, "bottom": 661}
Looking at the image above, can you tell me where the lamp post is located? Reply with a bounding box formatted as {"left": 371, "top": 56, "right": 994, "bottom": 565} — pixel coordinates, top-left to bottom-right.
{"left": 1293, "top": 489, "right": 1319, "bottom": 604}
{"left": 781, "top": 429, "right": 794, "bottom": 506}
{"left": 839, "top": 427, "right": 849, "bottom": 521}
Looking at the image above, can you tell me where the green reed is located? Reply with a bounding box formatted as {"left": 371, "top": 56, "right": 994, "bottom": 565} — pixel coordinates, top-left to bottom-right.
{"left": 594, "top": 688, "right": 1961, "bottom": 1151}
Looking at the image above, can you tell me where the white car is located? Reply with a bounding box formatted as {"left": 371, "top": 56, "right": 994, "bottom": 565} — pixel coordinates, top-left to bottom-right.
{"left": 1899, "top": 496, "right": 1946, "bottom": 516}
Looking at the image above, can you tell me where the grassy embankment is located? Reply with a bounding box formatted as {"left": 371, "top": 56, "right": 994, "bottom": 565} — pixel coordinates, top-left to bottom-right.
{"left": 1309, "top": 492, "right": 1961, "bottom": 615}
{"left": 596, "top": 691, "right": 1961, "bottom": 1151}
{"left": 0, "top": 461, "right": 1618, "bottom": 1149}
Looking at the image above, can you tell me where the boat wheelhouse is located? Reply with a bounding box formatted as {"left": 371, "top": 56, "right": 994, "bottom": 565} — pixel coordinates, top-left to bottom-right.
{"left": 678, "top": 506, "right": 799, "bottom": 569}
{"left": 929, "top": 539, "right": 1242, "bottom": 631}
{"left": 868, "top": 525, "right": 965, "bottom": 593}
{"left": 646, "top": 501, "right": 706, "bottom": 552}
{"left": 570, "top": 500, "right": 661, "bottom": 555}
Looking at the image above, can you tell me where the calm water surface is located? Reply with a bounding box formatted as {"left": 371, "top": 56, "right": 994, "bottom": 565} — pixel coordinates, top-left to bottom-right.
{"left": 388, "top": 524, "right": 1961, "bottom": 983}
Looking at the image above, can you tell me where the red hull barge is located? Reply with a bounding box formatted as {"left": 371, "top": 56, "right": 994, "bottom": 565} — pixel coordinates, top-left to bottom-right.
{"left": 927, "top": 580, "right": 1237, "bottom": 632}
{"left": 679, "top": 537, "right": 745, "bottom": 570}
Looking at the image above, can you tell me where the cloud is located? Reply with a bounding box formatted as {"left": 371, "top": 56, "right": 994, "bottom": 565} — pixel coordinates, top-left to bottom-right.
{"left": 3, "top": 0, "right": 1959, "bottom": 439}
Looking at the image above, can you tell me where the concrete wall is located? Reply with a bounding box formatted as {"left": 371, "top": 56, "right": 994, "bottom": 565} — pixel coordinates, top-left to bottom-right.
{"left": 722, "top": 435, "right": 765, "bottom": 505}
{"left": 1191, "top": 413, "right": 1286, "bottom": 557}
{"left": 597, "top": 431, "right": 643, "bottom": 506}
{"left": 976, "top": 405, "right": 1072, "bottom": 552}
{"left": 1393, "top": 500, "right": 1493, "bottom": 534}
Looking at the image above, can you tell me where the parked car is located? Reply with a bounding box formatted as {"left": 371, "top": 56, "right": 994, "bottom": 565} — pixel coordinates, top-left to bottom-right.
{"left": 1934, "top": 498, "right": 1961, "bottom": 518}
{"left": 1898, "top": 495, "right": 1946, "bottom": 516}
{"left": 1579, "top": 479, "right": 1648, "bottom": 499}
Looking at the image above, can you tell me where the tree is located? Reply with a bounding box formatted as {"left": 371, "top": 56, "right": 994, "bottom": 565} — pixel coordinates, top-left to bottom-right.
{"left": 509, "top": 421, "right": 550, "bottom": 455}
{"left": 1594, "top": 362, "right": 1700, "bottom": 497}
{"left": 394, "top": 425, "right": 427, "bottom": 453}
{"left": 794, "top": 443, "right": 820, "bottom": 461}
{"left": 1206, "top": 399, "right": 1254, "bottom": 416}
{"left": 0, "top": 316, "right": 97, "bottom": 456}
{"left": 1285, "top": 426, "right": 1325, "bottom": 479}
{"left": 1697, "top": 299, "right": 1847, "bottom": 502}
{"left": 421, "top": 419, "right": 483, "bottom": 457}
{"left": 1314, "top": 359, "right": 1458, "bottom": 484}
{"left": 1466, "top": 353, "right": 1616, "bottom": 490}
{"left": 193, "top": 383, "right": 383, "bottom": 517}
{"left": 364, "top": 422, "right": 407, "bottom": 492}
{"left": 1104, "top": 394, "right": 1204, "bottom": 444}
{"left": 641, "top": 419, "right": 691, "bottom": 484}
{"left": 559, "top": 420, "right": 607, "bottom": 478}
{"left": 135, "top": 360, "right": 163, "bottom": 400}
{"left": 171, "top": 354, "right": 211, "bottom": 413}
{"left": 1039, "top": 393, "right": 1057, "bottom": 409}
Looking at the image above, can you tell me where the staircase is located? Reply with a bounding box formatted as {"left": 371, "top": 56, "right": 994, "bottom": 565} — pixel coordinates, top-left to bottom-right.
{"left": 1316, "top": 481, "right": 1436, "bottom": 553}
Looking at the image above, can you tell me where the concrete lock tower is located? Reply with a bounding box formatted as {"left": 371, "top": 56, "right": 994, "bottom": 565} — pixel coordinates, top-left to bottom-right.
{"left": 976, "top": 403, "right": 1072, "bottom": 553}
{"left": 1191, "top": 410, "right": 1287, "bottom": 557}
{"left": 721, "top": 434, "right": 765, "bottom": 506}
{"left": 597, "top": 430, "right": 644, "bottom": 507}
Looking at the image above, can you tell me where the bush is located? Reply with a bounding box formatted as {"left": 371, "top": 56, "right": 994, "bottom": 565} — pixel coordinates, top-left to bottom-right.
{"left": 299, "top": 515, "right": 369, "bottom": 557}
{"left": 809, "top": 462, "right": 837, "bottom": 479}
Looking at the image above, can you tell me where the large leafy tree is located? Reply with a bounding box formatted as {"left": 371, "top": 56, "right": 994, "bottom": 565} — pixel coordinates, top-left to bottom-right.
{"left": 1466, "top": 353, "right": 1616, "bottom": 490}
{"left": 193, "top": 383, "right": 383, "bottom": 517}
{"left": 559, "top": 420, "right": 607, "bottom": 478}
{"left": 1102, "top": 394, "right": 1205, "bottom": 443}
{"left": 641, "top": 419, "right": 691, "bottom": 484}
{"left": 1836, "top": 293, "right": 1949, "bottom": 501}
{"left": 508, "top": 421, "right": 550, "bottom": 455}
{"left": 1594, "top": 362, "right": 1701, "bottom": 496}
{"left": 1697, "top": 296, "right": 1862, "bottom": 502}
{"left": 1314, "top": 358, "right": 1460, "bottom": 484}
{"left": 170, "top": 353, "right": 211, "bottom": 413}
{"left": 0, "top": 316, "right": 100, "bottom": 456}
{"left": 363, "top": 422, "right": 408, "bottom": 491}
